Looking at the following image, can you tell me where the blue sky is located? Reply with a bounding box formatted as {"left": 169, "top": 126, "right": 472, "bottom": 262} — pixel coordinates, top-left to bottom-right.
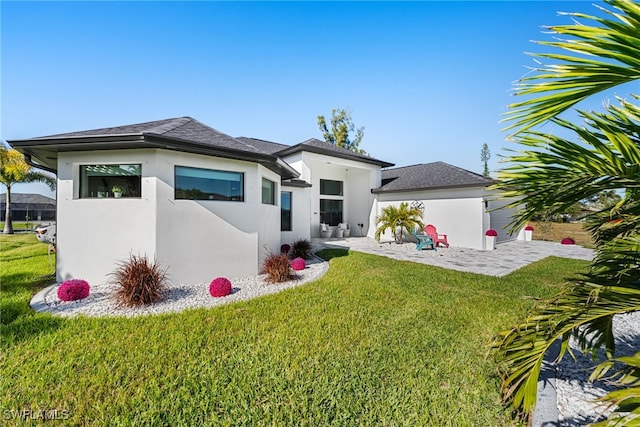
{"left": 1, "top": 1, "right": 617, "bottom": 198}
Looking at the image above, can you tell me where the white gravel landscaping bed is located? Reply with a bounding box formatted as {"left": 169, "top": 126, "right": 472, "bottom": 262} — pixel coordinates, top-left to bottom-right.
{"left": 556, "top": 311, "right": 640, "bottom": 426}
{"left": 34, "top": 255, "right": 328, "bottom": 318}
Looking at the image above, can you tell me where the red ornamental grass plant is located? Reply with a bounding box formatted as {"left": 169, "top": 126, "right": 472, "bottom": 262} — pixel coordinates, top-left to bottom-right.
{"left": 57, "top": 279, "right": 90, "bottom": 302}
{"left": 561, "top": 237, "right": 576, "bottom": 245}
{"left": 485, "top": 229, "right": 498, "bottom": 237}
{"left": 290, "top": 257, "right": 306, "bottom": 271}
{"left": 525, "top": 225, "right": 534, "bottom": 231}
{"left": 209, "top": 277, "right": 232, "bottom": 297}
{"left": 263, "top": 253, "right": 295, "bottom": 283}
{"left": 111, "top": 254, "right": 168, "bottom": 307}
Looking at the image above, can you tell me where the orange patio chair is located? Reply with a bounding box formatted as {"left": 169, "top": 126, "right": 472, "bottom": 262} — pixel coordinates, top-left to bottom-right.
{"left": 424, "top": 224, "right": 449, "bottom": 248}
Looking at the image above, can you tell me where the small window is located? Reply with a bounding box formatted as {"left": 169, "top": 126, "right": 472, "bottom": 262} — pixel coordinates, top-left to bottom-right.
{"left": 281, "top": 191, "right": 292, "bottom": 231}
{"left": 79, "top": 164, "right": 141, "bottom": 198}
{"left": 262, "top": 178, "right": 276, "bottom": 205}
{"left": 320, "top": 179, "right": 343, "bottom": 196}
{"left": 320, "top": 199, "right": 343, "bottom": 226}
{"left": 175, "top": 166, "right": 244, "bottom": 201}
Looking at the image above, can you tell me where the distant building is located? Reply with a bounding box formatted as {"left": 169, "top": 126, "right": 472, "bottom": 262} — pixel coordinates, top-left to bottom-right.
{"left": 0, "top": 193, "right": 56, "bottom": 222}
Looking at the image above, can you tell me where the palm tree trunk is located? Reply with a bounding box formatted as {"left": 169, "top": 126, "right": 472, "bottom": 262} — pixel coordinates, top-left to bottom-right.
{"left": 3, "top": 186, "right": 13, "bottom": 234}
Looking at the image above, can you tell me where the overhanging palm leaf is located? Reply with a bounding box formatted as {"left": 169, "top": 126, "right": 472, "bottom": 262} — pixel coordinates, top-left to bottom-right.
{"left": 503, "top": 0, "right": 640, "bottom": 133}
{"left": 493, "top": 1, "right": 640, "bottom": 419}
{"left": 499, "top": 98, "right": 640, "bottom": 232}
{"left": 590, "top": 351, "right": 640, "bottom": 426}
{"left": 492, "top": 234, "right": 640, "bottom": 411}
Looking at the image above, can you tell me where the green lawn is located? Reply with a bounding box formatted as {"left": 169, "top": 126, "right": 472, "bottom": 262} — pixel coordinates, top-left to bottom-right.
{"left": 0, "top": 234, "right": 588, "bottom": 426}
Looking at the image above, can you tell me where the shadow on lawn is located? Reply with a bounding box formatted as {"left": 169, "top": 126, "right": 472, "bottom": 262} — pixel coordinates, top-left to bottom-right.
{"left": 1, "top": 272, "right": 63, "bottom": 347}
{"left": 316, "top": 248, "right": 350, "bottom": 261}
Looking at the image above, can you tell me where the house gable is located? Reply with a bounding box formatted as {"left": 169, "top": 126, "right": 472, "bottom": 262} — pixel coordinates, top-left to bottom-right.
{"left": 275, "top": 138, "right": 394, "bottom": 169}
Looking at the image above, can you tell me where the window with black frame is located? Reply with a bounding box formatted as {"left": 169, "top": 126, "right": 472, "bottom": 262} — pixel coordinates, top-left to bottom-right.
{"left": 175, "top": 166, "right": 244, "bottom": 201}
{"left": 320, "top": 179, "right": 343, "bottom": 196}
{"left": 79, "top": 164, "right": 141, "bottom": 198}
{"left": 281, "top": 191, "right": 292, "bottom": 231}
{"left": 262, "top": 178, "right": 276, "bottom": 205}
{"left": 320, "top": 199, "right": 343, "bottom": 226}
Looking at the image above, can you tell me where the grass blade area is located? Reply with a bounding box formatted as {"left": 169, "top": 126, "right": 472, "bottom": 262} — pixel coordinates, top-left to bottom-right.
{"left": 1, "top": 235, "right": 588, "bottom": 425}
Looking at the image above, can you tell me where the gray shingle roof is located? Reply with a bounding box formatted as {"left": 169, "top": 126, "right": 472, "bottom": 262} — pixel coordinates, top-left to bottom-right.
{"left": 11, "top": 117, "right": 393, "bottom": 175}
{"left": 36, "top": 117, "right": 263, "bottom": 154}
{"left": 0, "top": 193, "right": 56, "bottom": 206}
{"left": 373, "top": 162, "right": 495, "bottom": 193}
{"left": 35, "top": 117, "right": 192, "bottom": 138}
{"left": 236, "top": 137, "right": 290, "bottom": 155}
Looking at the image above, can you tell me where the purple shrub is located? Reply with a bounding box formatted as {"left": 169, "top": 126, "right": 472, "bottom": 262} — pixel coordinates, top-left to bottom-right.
{"left": 57, "top": 279, "right": 91, "bottom": 302}
{"left": 263, "top": 253, "right": 294, "bottom": 283}
{"left": 209, "top": 277, "right": 232, "bottom": 297}
{"left": 290, "top": 257, "right": 306, "bottom": 271}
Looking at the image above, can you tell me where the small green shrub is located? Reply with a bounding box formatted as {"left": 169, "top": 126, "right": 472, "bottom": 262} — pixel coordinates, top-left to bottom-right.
{"left": 111, "top": 254, "right": 168, "bottom": 307}
{"left": 289, "top": 239, "right": 313, "bottom": 260}
{"left": 262, "top": 253, "right": 294, "bottom": 283}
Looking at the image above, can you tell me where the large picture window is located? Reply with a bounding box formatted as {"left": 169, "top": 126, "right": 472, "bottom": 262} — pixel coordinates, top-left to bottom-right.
{"left": 320, "top": 199, "right": 343, "bottom": 226}
{"left": 320, "top": 179, "right": 343, "bottom": 196}
{"left": 281, "top": 192, "right": 292, "bottom": 231}
{"left": 262, "top": 178, "right": 276, "bottom": 205}
{"left": 79, "top": 164, "right": 141, "bottom": 198}
{"left": 175, "top": 166, "right": 244, "bottom": 201}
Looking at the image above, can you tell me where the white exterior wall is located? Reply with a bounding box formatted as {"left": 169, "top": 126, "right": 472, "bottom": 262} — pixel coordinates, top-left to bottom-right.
{"left": 154, "top": 151, "right": 279, "bottom": 282}
{"left": 280, "top": 185, "right": 311, "bottom": 244}
{"left": 282, "top": 152, "right": 379, "bottom": 238}
{"left": 57, "top": 150, "right": 158, "bottom": 285}
{"left": 486, "top": 190, "right": 522, "bottom": 243}
{"left": 56, "top": 149, "right": 280, "bottom": 286}
{"left": 372, "top": 187, "right": 488, "bottom": 250}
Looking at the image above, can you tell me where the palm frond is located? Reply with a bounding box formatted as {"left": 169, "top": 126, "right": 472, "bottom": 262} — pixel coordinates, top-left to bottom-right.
{"left": 590, "top": 352, "right": 640, "bottom": 426}
{"left": 492, "top": 279, "right": 640, "bottom": 412}
{"left": 496, "top": 98, "right": 640, "bottom": 234}
{"left": 502, "top": 0, "right": 640, "bottom": 134}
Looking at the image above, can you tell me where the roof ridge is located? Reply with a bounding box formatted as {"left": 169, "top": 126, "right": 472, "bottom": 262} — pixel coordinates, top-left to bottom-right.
{"left": 439, "top": 162, "right": 490, "bottom": 180}
{"left": 144, "top": 116, "right": 195, "bottom": 135}
{"left": 238, "top": 136, "right": 288, "bottom": 146}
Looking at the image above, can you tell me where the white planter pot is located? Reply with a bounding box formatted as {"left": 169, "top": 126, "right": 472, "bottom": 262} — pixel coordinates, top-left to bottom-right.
{"left": 320, "top": 230, "right": 332, "bottom": 239}
{"left": 343, "top": 229, "right": 351, "bottom": 237}
{"left": 525, "top": 230, "right": 533, "bottom": 241}
{"left": 485, "top": 235, "right": 496, "bottom": 251}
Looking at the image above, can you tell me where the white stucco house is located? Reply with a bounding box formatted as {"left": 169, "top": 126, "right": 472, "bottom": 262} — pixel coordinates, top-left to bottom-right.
{"left": 10, "top": 116, "right": 518, "bottom": 285}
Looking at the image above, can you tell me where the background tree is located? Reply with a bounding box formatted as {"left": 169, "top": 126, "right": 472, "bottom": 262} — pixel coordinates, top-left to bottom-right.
{"left": 0, "top": 145, "right": 55, "bottom": 234}
{"left": 491, "top": 0, "right": 640, "bottom": 424}
{"left": 480, "top": 143, "right": 491, "bottom": 177}
{"left": 374, "top": 202, "right": 424, "bottom": 244}
{"left": 317, "top": 108, "right": 366, "bottom": 154}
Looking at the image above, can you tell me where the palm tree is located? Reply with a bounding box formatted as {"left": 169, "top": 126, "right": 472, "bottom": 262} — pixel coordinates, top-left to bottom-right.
{"left": 491, "top": 0, "right": 640, "bottom": 424}
{"left": 0, "top": 146, "right": 55, "bottom": 234}
{"left": 374, "top": 202, "right": 423, "bottom": 243}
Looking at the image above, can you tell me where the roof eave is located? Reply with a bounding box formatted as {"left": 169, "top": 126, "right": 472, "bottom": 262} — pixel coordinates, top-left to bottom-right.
{"left": 10, "top": 133, "right": 299, "bottom": 179}
{"left": 371, "top": 182, "right": 495, "bottom": 194}
{"left": 277, "top": 144, "right": 394, "bottom": 168}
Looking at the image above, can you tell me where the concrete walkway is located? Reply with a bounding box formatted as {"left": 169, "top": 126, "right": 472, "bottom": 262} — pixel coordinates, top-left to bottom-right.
{"left": 312, "top": 237, "right": 594, "bottom": 277}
